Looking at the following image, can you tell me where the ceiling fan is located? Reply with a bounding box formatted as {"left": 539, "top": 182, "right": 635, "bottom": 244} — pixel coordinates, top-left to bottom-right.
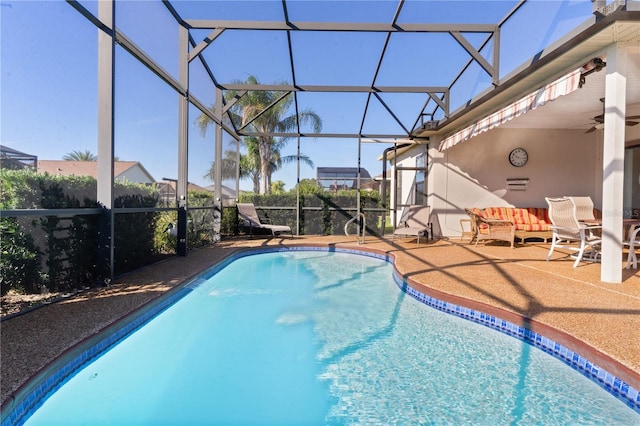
{"left": 585, "top": 98, "right": 640, "bottom": 133}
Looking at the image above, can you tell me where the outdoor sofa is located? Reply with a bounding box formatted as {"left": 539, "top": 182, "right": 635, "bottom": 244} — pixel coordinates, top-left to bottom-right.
{"left": 467, "top": 207, "right": 554, "bottom": 245}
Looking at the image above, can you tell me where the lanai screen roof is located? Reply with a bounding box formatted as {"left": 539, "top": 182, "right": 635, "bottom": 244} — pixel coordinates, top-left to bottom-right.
{"left": 69, "top": 0, "right": 607, "bottom": 144}
{"left": 173, "top": 0, "right": 517, "bottom": 140}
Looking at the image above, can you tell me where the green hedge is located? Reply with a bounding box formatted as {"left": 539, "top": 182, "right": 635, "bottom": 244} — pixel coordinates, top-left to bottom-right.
{"left": 0, "top": 168, "right": 384, "bottom": 295}
{"left": 154, "top": 190, "right": 222, "bottom": 254}
{"left": 0, "top": 170, "right": 162, "bottom": 294}
{"left": 237, "top": 190, "right": 382, "bottom": 236}
{"left": 113, "top": 194, "right": 161, "bottom": 276}
{"left": 0, "top": 218, "right": 44, "bottom": 295}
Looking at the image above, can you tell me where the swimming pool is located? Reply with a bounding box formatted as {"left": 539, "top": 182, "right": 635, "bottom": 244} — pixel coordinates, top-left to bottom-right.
{"left": 6, "top": 247, "right": 640, "bottom": 425}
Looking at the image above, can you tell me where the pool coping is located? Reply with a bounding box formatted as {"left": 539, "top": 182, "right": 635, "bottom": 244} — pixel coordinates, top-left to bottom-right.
{"left": 2, "top": 245, "right": 639, "bottom": 425}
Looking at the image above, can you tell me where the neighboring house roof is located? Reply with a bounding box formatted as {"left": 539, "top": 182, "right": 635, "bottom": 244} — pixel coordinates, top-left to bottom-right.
{"left": 316, "top": 167, "right": 374, "bottom": 190}
{"left": 161, "top": 181, "right": 213, "bottom": 193}
{"left": 187, "top": 182, "right": 209, "bottom": 192}
{"left": 317, "top": 167, "right": 372, "bottom": 180}
{"left": 0, "top": 145, "right": 38, "bottom": 169}
{"left": 37, "top": 160, "right": 156, "bottom": 183}
{"left": 203, "top": 184, "right": 238, "bottom": 198}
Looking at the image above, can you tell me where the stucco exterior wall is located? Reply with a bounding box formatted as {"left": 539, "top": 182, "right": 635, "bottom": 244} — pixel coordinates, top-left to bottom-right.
{"left": 426, "top": 128, "right": 606, "bottom": 238}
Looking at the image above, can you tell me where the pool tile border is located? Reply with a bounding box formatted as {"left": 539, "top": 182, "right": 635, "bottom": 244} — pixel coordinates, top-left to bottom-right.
{"left": 2, "top": 287, "right": 194, "bottom": 426}
{"left": 393, "top": 273, "right": 640, "bottom": 413}
{"left": 3, "top": 245, "right": 638, "bottom": 425}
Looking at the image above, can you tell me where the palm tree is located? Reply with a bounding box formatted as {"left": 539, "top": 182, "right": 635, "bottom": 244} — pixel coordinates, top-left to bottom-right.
{"left": 265, "top": 141, "right": 314, "bottom": 192}
{"left": 239, "top": 137, "right": 263, "bottom": 193}
{"left": 197, "top": 75, "right": 322, "bottom": 194}
{"left": 62, "top": 150, "right": 120, "bottom": 161}
{"left": 63, "top": 150, "right": 97, "bottom": 161}
{"left": 271, "top": 180, "right": 286, "bottom": 194}
{"left": 203, "top": 137, "right": 262, "bottom": 193}
{"left": 204, "top": 137, "right": 314, "bottom": 194}
{"left": 204, "top": 148, "right": 261, "bottom": 193}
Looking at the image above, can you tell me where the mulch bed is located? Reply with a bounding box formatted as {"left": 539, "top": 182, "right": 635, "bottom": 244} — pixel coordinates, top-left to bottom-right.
{"left": 1, "top": 291, "right": 66, "bottom": 318}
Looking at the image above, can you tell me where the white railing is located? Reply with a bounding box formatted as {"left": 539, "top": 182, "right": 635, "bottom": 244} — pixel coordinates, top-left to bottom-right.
{"left": 344, "top": 212, "right": 366, "bottom": 244}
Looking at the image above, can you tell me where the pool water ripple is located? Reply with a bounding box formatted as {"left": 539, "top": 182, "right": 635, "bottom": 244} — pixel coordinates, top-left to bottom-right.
{"left": 12, "top": 249, "right": 640, "bottom": 425}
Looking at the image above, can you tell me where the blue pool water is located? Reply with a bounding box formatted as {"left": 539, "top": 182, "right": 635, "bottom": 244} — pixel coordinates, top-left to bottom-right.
{"left": 21, "top": 250, "right": 640, "bottom": 424}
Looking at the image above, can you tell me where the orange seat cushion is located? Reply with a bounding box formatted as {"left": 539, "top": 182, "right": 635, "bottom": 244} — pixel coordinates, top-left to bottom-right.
{"left": 478, "top": 207, "right": 551, "bottom": 232}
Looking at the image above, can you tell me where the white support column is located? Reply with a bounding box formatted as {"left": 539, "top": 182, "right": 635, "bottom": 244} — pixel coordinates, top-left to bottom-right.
{"left": 235, "top": 139, "right": 240, "bottom": 202}
{"left": 601, "top": 43, "right": 627, "bottom": 283}
{"left": 97, "top": 0, "right": 115, "bottom": 283}
{"left": 177, "top": 25, "right": 189, "bottom": 256}
{"left": 296, "top": 135, "right": 301, "bottom": 236}
{"left": 392, "top": 145, "right": 398, "bottom": 228}
{"left": 214, "top": 88, "right": 223, "bottom": 242}
{"left": 357, "top": 136, "right": 362, "bottom": 216}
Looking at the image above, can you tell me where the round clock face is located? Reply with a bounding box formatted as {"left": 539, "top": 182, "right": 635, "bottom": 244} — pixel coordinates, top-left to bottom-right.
{"left": 509, "top": 148, "right": 528, "bottom": 167}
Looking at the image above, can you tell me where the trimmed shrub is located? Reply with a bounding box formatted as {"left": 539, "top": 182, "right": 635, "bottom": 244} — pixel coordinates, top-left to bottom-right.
{"left": 237, "top": 190, "right": 382, "bottom": 236}
{"left": 113, "top": 191, "right": 160, "bottom": 276}
{"left": 154, "top": 211, "right": 178, "bottom": 254}
{"left": 0, "top": 169, "right": 164, "bottom": 293}
{"left": 0, "top": 218, "right": 44, "bottom": 295}
{"left": 187, "top": 190, "right": 216, "bottom": 248}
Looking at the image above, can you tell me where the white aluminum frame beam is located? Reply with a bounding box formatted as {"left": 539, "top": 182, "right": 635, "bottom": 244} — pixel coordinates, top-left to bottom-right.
{"left": 96, "top": 0, "right": 115, "bottom": 282}
{"left": 214, "top": 87, "right": 223, "bottom": 241}
{"left": 238, "top": 132, "right": 411, "bottom": 139}
{"left": 185, "top": 20, "right": 497, "bottom": 33}
{"left": 219, "top": 84, "right": 448, "bottom": 93}
{"left": 177, "top": 24, "right": 189, "bottom": 256}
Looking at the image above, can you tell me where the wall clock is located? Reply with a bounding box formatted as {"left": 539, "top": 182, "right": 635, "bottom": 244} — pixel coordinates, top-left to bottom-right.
{"left": 509, "top": 148, "right": 528, "bottom": 167}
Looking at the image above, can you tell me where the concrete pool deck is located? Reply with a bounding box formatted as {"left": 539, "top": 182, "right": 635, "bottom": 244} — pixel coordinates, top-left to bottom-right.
{"left": 2, "top": 235, "right": 639, "bottom": 409}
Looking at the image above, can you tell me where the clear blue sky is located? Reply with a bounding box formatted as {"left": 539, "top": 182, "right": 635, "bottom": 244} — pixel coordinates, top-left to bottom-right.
{"left": 1, "top": 0, "right": 593, "bottom": 191}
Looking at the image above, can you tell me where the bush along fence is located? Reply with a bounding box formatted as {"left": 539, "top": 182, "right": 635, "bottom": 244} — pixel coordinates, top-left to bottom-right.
{"left": 0, "top": 170, "right": 220, "bottom": 296}
{"left": 237, "top": 191, "right": 383, "bottom": 237}
{"left": 1, "top": 169, "right": 384, "bottom": 296}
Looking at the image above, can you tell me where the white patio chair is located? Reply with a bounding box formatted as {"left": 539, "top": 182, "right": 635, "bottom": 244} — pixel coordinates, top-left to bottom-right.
{"left": 625, "top": 225, "right": 640, "bottom": 269}
{"left": 545, "top": 197, "right": 602, "bottom": 267}
{"left": 566, "top": 196, "right": 596, "bottom": 221}
{"left": 567, "top": 196, "right": 600, "bottom": 239}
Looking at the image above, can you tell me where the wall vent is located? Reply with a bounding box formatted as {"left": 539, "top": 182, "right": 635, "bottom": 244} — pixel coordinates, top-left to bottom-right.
{"left": 507, "top": 178, "right": 529, "bottom": 191}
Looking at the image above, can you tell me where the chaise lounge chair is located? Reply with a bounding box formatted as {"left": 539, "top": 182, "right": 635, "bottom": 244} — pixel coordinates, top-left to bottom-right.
{"left": 236, "top": 203, "right": 293, "bottom": 238}
{"left": 392, "top": 205, "right": 432, "bottom": 245}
